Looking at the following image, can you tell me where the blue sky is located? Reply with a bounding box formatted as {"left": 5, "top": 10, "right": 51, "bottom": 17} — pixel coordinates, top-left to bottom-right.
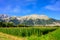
{"left": 0, "top": 0, "right": 60, "bottom": 20}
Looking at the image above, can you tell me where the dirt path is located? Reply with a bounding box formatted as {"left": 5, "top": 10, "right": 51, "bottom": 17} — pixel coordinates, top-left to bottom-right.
{"left": 0, "top": 32, "right": 26, "bottom": 40}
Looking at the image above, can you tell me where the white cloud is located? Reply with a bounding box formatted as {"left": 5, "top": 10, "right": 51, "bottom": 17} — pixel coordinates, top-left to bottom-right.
{"left": 45, "top": 5, "right": 60, "bottom": 11}
{"left": 0, "top": 0, "right": 37, "bottom": 14}
{"left": 45, "top": 1, "right": 60, "bottom": 11}
{"left": 0, "top": 5, "right": 32, "bottom": 14}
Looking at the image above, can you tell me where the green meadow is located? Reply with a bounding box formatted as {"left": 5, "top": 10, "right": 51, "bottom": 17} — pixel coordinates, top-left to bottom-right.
{"left": 0, "top": 27, "right": 60, "bottom": 40}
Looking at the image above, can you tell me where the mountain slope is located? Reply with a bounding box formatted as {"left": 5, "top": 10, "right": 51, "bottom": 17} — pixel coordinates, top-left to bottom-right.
{"left": 0, "top": 14, "right": 60, "bottom": 26}
{"left": 16, "top": 14, "right": 60, "bottom": 26}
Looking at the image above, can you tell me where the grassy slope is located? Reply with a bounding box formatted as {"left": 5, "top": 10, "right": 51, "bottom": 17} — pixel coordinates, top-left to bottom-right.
{"left": 0, "top": 27, "right": 59, "bottom": 40}
{"left": 27, "top": 28, "right": 60, "bottom": 40}
{"left": 40, "top": 28, "right": 60, "bottom": 40}
{"left": 45, "top": 28, "right": 60, "bottom": 40}
{"left": 0, "top": 32, "right": 26, "bottom": 40}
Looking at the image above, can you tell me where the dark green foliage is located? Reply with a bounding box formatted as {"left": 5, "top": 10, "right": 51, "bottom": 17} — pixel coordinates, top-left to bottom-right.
{"left": 6, "top": 22, "right": 14, "bottom": 27}
{"left": 0, "top": 22, "right": 14, "bottom": 27}
{"left": 0, "top": 22, "right": 6, "bottom": 27}
{"left": 42, "top": 29, "right": 56, "bottom": 35}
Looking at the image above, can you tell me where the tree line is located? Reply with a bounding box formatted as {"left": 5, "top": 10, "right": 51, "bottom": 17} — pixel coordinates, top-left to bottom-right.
{"left": 0, "top": 22, "right": 29, "bottom": 27}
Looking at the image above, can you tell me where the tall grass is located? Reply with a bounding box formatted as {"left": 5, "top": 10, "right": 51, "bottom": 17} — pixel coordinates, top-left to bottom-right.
{"left": 27, "top": 28, "right": 60, "bottom": 40}
{"left": 0, "top": 27, "right": 57, "bottom": 37}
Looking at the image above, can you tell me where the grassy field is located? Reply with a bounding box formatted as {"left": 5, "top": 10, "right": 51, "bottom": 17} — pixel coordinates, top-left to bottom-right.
{"left": 27, "top": 28, "right": 60, "bottom": 40}
{"left": 0, "top": 27, "right": 59, "bottom": 40}
{"left": 0, "top": 32, "right": 25, "bottom": 40}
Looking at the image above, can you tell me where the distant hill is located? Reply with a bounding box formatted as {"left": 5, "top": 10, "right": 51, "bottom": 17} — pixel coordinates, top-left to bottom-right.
{"left": 0, "top": 14, "right": 60, "bottom": 26}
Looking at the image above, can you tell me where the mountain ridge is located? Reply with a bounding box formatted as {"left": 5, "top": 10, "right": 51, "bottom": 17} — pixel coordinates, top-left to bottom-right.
{"left": 0, "top": 14, "right": 60, "bottom": 26}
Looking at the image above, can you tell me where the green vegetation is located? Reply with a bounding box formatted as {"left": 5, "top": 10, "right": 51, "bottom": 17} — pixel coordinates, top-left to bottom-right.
{"left": 0, "top": 22, "right": 15, "bottom": 27}
{"left": 0, "top": 27, "right": 57, "bottom": 37}
{"left": 0, "top": 22, "right": 30, "bottom": 27}
{"left": 0, "top": 22, "right": 60, "bottom": 40}
{"left": 27, "top": 28, "right": 60, "bottom": 40}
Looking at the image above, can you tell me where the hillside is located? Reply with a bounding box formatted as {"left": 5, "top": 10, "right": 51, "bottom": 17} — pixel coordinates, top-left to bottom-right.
{"left": 0, "top": 27, "right": 59, "bottom": 40}
{"left": 0, "top": 14, "right": 60, "bottom": 26}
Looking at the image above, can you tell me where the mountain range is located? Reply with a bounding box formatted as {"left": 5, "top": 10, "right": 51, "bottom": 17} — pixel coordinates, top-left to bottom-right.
{"left": 0, "top": 14, "right": 60, "bottom": 26}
